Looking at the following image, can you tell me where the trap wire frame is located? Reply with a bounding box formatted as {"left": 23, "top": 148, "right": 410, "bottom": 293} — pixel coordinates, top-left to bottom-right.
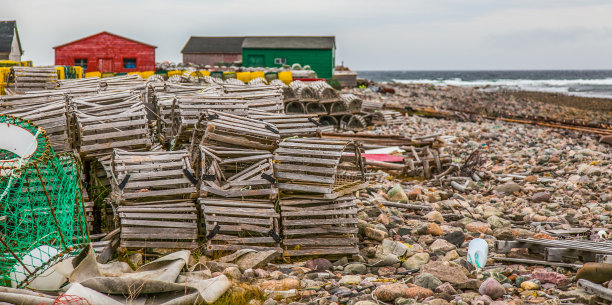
{"left": 0, "top": 114, "right": 89, "bottom": 288}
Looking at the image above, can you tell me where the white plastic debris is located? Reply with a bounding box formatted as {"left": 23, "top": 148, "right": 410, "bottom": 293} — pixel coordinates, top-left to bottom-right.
{"left": 467, "top": 238, "right": 489, "bottom": 268}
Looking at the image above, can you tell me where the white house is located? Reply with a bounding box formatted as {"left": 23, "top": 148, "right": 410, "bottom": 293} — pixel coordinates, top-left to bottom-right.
{"left": 0, "top": 21, "right": 23, "bottom": 61}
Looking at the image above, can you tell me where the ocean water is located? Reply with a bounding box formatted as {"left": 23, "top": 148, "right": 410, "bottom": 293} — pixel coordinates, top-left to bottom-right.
{"left": 357, "top": 70, "right": 612, "bottom": 99}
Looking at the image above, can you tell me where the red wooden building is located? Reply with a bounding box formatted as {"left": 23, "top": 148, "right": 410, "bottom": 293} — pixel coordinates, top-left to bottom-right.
{"left": 54, "top": 31, "right": 156, "bottom": 73}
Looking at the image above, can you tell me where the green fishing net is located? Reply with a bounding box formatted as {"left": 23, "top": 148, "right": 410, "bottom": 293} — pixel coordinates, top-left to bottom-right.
{"left": 0, "top": 114, "right": 89, "bottom": 288}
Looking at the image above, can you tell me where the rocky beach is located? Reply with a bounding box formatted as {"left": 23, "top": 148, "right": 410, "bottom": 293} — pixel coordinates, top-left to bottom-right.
{"left": 192, "top": 83, "right": 611, "bottom": 305}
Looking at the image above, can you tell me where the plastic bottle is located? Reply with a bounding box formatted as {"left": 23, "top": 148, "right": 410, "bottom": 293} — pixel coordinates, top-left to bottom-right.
{"left": 467, "top": 238, "right": 489, "bottom": 268}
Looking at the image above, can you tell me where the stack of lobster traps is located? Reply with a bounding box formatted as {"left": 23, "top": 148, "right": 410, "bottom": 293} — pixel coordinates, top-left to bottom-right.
{"left": 191, "top": 110, "right": 282, "bottom": 253}
{"left": 273, "top": 138, "right": 366, "bottom": 257}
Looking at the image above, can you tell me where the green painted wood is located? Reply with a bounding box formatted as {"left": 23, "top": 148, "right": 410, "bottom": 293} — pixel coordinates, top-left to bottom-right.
{"left": 242, "top": 48, "right": 335, "bottom": 79}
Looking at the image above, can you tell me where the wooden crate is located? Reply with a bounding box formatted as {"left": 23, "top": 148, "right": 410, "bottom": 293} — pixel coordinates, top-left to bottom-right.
{"left": 195, "top": 145, "right": 277, "bottom": 199}
{"left": 200, "top": 198, "right": 281, "bottom": 252}
{"left": 280, "top": 196, "right": 359, "bottom": 257}
{"left": 248, "top": 110, "right": 319, "bottom": 138}
{"left": 273, "top": 138, "right": 366, "bottom": 199}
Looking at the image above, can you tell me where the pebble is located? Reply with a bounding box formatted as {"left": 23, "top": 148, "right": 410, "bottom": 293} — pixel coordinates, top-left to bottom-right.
{"left": 403, "top": 252, "right": 430, "bottom": 269}
{"left": 479, "top": 278, "right": 505, "bottom": 299}
{"left": 466, "top": 222, "right": 489, "bottom": 234}
{"left": 414, "top": 273, "right": 442, "bottom": 290}
{"left": 344, "top": 263, "right": 367, "bottom": 275}
{"left": 427, "top": 223, "right": 444, "bottom": 236}
{"left": 429, "top": 239, "right": 456, "bottom": 253}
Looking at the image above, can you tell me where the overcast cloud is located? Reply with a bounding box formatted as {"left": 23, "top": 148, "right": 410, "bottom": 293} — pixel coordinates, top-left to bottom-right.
{"left": 2, "top": 0, "right": 612, "bottom": 70}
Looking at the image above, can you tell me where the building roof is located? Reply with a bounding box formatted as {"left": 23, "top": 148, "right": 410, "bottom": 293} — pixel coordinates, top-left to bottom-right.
{"left": 181, "top": 36, "right": 245, "bottom": 54}
{"left": 242, "top": 36, "right": 335, "bottom": 50}
{"left": 0, "top": 21, "right": 21, "bottom": 54}
{"left": 53, "top": 31, "right": 157, "bottom": 49}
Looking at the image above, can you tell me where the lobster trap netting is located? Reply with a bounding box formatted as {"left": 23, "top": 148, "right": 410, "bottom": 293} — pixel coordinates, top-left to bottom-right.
{"left": 0, "top": 114, "right": 89, "bottom": 288}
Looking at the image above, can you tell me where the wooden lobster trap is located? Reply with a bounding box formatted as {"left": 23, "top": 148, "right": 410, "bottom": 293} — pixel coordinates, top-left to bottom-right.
{"left": 284, "top": 100, "right": 307, "bottom": 114}
{"left": 310, "top": 81, "right": 340, "bottom": 103}
{"left": 247, "top": 110, "right": 320, "bottom": 138}
{"left": 195, "top": 145, "right": 277, "bottom": 199}
{"left": 0, "top": 93, "right": 71, "bottom": 152}
{"left": 72, "top": 95, "right": 151, "bottom": 158}
{"left": 342, "top": 94, "right": 363, "bottom": 114}
{"left": 273, "top": 138, "right": 367, "bottom": 199}
{"left": 8, "top": 66, "right": 58, "bottom": 93}
{"left": 151, "top": 93, "right": 176, "bottom": 147}
{"left": 290, "top": 81, "right": 318, "bottom": 103}
{"left": 199, "top": 198, "right": 281, "bottom": 253}
{"left": 198, "top": 110, "right": 280, "bottom": 152}
{"left": 280, "top": 196, "right": 359, "bottom": 257}
{"left": 372, "top": 110, "right": 405, "bottom": 126}
{"left": 170, "top": 96, "right": 249, "bottom": 148}
{"left": 270, "top": 79, "right": 298, "bottom": 102}
{"left": 110, "top": 149, "right": 199, "bottom": 249}
{"left": 339, "top": 114, "right": 368, "bottom": 131}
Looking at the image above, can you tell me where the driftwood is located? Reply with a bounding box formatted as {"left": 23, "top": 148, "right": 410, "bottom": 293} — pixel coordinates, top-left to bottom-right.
{"left": 497, "top": 238, "right": 612, "bottom": 263}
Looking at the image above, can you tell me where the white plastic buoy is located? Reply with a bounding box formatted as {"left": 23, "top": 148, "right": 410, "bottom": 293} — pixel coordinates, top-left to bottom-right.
{"left": 10, "top": 245, "right": 67, "bottom": 290}
{"left": 467, "top": 238, "right": 489, "bottom": 268}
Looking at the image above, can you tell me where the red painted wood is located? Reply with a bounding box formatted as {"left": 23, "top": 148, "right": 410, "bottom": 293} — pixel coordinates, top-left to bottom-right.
{"left": 54, "top": 32, "right": 156, "bottom": 73}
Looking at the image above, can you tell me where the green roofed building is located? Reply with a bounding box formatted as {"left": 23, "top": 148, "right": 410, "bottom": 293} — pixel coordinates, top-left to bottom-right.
{"left": 242, "top": 36, "right": 335, "bottom": 79}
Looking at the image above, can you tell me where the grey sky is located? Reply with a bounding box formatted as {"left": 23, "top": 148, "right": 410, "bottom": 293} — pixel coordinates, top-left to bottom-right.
{"left": 2, "top": 0, "right": 612, "bottom": 70}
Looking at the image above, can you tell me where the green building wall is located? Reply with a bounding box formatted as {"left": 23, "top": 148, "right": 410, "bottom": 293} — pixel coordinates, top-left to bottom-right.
{"left": 242, "top": 48, "right": 335, "bottom": 79}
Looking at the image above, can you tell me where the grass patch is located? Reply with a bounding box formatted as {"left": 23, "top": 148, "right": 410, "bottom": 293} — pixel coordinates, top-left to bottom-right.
{"left": 212, "top": 284, "right": 265, "bottom": 305}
